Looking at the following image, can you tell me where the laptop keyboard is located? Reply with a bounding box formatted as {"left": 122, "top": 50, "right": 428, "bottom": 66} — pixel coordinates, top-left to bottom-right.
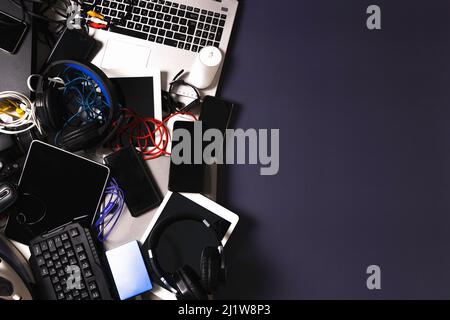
{"left": 85, "top": 0, "right": 227, "bottom": 53}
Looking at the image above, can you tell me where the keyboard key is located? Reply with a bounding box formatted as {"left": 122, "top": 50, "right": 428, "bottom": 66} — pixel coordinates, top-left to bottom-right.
{"left": 84, "top": 269, "right": 93, "bottom": 278}
{"left": 102, "top": 0, "right": 110, "bottom": 6}
{"left": 150, "top": 27, "right": 157, "bottom": 34}
{"left": 54, "top": 284, "right": 62, "bottom": 292}
{"left": 155, "top": 4, "right": 162, "bottom": 11}
{"left": 33, "top": 244, "right": 42, "bottom": 256}
{"left": 135, "top": 23, "right": 143, "bottom": 31}
{"left": 180, "top": 26, "right": 187, "bottom": 33}
{"left": 170, "top": 8, "right": 177, "bottom": 15}
{"left": 141, "top": 17, "right": 148, "bottom": 24}
{"left": 69, "top": 257, "right": 77, "bottom": 265}
{"left": 162, "top": 6, "right": 169, "bottom": 13}
{"left": 81, "top": 291, "right": 89, "bottom": 299}
{"left": 75, "top": 245, "right": 82, "bottom": 255}
{"left": 58, "top": 247, "right": 65, "bottom": 256}
{"left": 200, "top": 15, "right": 206, "bottom": 22}
{"left": 70, "top": 228, "right": 79, "bottom": 238}
{"left": 174, "top": 33, "right": 186, "bottom": 41}
{"left": 119, "top": 4, "right": 125, "bottom": 10}
{"left": 178, "top": 42, "right": 184, "bottom": 49}
{"left": 219, "top": 19, "right": 225, "bottom": 27}
{"left": 185, "top": 44, "right": 191, "bottom": 50}
{"left": 58, "top": 269, "right": 65, "bottom": 277}
{"left": 194, "top": 37, "right": 200, "bottom": 44}
{"left": 207, "top": 11, "right": 213, "bottom": 16}
{"left": 215, "top": 27, "right": 223, "bottom": 42}
{"left": 213, "top": 18, "right": 219, "bottom": 25}
{"left": 172, "top": 16, "right": 179, "bottom": 23}
{"left": 139, "top": 1, "right": 146, "bottom": 8}
{"left": 195, "top": 30, "right": 201, "bottom": 37}
{"left": 141, "top": 9, "right": 148, "bottom": 16}
{"left": 133, "top": 15, "right": 140, "bottom": 22}
{"left": 157, "top": 20, "right": 163, "bottom": 27}
{"left": 186, "top": 12, "right": 198, "bottom": 20}
{"left": 54, "top": 236, "right": 62, "bottom": 248}
{"left": 43, "top": 252, "right": 51, "bottom": 260}
{"left": 57, "top": 292, "right": 65, "bottom": 300}
{"left": 40, "top": 241, "right": 48, "bottom": 252}
{"left": 52, "top": 253, "right": 59, "bottom": 261}
{"left": 63, "top": 242, "right": 71, "bottom": 249}
{"left": 149, "top": 34, "right": 156, "bottom": 41}
{"left": 204, "top": 24, "right": 210, "bottom": 31}
{"left": 40, "top": 266, "right": 49, "bottom": 277}
{"left": 192, "top": 45, "right": 198, "bottom": 52}
{"left": 147, "top": 2, "right": 154, "bottom": 9}
{"left": 46, "top": 260, "right": 54, "bottom": 268}
{"left": 156, "top": 36, "right": 163, "bottom": 43}
{"left": 187, "top": 35, "right": 193, "bottom": 42}
{"left": 194, "top": 8, "right": 200, "bottom": 13}
{"left": 206, "top": 16, "right": 212, "bottom": 23}
{"left": 180, "top": 4, "right": 186, "bottom": 9}
{"left": 132, "top": 7, "right": 140, "bottom": 14}
{"left": 79, "top": 253, "right": 87, "bottom": 261}
{"left": 158, "top": 29, "right": 165, "bottom": 36}
{"left": 202, "top": 31, "right": 208, "bottom": 38}
{"left": 164, "top": 22, "right": 171, "bottom": 29}
{"left": 67, "top": 249, "right": 75, "bottom": 258}
{"left": 110, "top": 10, "right": 117, "bottom": 17}
{"left": 37, "top": 256, "right": 45, "bottom": 266}
{"left": 172, "top": 24, "right": 179, "bottom": 31}
{"left": 166, "top": 30, "right": 174, "bottom": 38}
{"left": 177, "top": 10, "right": 185, "bottom": 17}
{"left": 221, "top": 14, "right": 227, "bottom": 19}
{"left": 48, "top": 239, "right": 56, "bottom": 252}
{"left": 207, "top": 40, "right": 213, "bottom": 46}
{"left": 143, "top": 25, "right": 150, "bottom": 32}
{"left": 208, "top": 33, "right": 214, "bottom": 40}
{"left": 180, "top": 18, "right": 187, "bottom": 25}
{"left": 149, "top": 19, "right": 156, "bottom": 25}
{"left": 110, "top": 26, "right": 148, "bottom": 40}
{"left": 81, "top": 261, "right": 90, "bottom": 270}
{"left": 214, "top": 12, "right": 220, "bottom": 18}
{"left": 55, "top": 261, "right": 62, "bottom": 269}
{"left": 49, "top": 267, "right": 57, "bottom": 276}
{"left": 164, "top": 14, "right": 171, "bottom": 21}
{"left": 92, "top": 290, "right": 100, "bottom": 299}
{"left": 149, "top": 11, "right": 156, "bottom": 17}
{"left": 187, "top": 20, "right": 196, "bottom": 34}
{"left": 61, "top": 256, "right": 68, "bottom": 264}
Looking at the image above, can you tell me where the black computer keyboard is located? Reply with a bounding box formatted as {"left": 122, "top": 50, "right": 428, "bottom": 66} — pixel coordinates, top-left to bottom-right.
{"left": 29, "top": 223, "right": 113, "bottom": 300}
{"left": 85, "top": 0, "right": 227, "bottom": 53}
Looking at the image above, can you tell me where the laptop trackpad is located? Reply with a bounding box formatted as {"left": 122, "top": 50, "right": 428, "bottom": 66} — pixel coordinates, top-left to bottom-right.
{"left": 101, "top": 39, "right": 152, "bottom": 69}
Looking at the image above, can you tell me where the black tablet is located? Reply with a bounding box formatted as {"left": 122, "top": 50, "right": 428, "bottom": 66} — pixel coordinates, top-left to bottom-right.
{"left": 5, "top": 141, "right": 109, "bottom": 244}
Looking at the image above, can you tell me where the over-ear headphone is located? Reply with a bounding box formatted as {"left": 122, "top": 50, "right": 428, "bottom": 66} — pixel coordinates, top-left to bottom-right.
{"left": 34, "top": 60, "right": 120, "bottom": 152}
{"left": 147, "top": 214, "right": 226, "bottom": 300}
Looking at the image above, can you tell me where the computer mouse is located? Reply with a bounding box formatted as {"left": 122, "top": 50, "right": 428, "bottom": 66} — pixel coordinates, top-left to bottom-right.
{"left": 0, "top": 182, "right": 18, "bottom": 216}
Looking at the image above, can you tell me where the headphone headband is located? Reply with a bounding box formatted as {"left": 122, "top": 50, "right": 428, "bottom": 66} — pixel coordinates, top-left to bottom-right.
{"left": 147, "top": 213, "right": 224, "bottom": 295}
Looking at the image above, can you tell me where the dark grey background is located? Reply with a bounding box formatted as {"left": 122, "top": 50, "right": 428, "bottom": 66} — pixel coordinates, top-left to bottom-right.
{"left": 217, "top": 0, "right": 450, "bottom": 299}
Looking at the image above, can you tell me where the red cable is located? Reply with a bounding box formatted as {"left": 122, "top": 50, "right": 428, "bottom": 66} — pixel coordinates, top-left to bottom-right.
{"left": 112, "top": 108, "right": 197, "bottom": 161}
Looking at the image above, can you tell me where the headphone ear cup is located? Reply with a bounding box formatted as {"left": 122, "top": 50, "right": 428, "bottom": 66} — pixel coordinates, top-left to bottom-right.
{"left": 44, "top": 87, "right": 64, "bottom": 130}
{"left": 175, "top": 265, "right": 207, "bottom": 300}
{"left": 200, "top": 247, "right": 221, "bottom": 294}
{"left": 59, "top": 121, "right": 101, "bottom": 151}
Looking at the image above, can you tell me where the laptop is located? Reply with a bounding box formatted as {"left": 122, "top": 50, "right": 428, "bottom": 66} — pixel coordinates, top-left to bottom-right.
{"left": 88, "top": 0, "right": 239, "bottom": 97}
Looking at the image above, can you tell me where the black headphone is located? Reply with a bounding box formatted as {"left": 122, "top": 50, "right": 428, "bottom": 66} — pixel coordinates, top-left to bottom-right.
{"left": 35, "top": 60, "right": 120, "bottom": 152}
{"left": 147, "top": 213, "right": 226, "bottom": 300}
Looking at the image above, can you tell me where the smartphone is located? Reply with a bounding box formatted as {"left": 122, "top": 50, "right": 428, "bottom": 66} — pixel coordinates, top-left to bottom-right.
{"left": 104, "top": 146, "right": 162, "bottom": 217}
{"left": 0, "top": 10, "right": 28, "bottom": 55}
{"left": 45, "top": 28, "right": 97, "bottom": 65}
{"left": 169, "top": 121, "right": 205, "bottom": 193}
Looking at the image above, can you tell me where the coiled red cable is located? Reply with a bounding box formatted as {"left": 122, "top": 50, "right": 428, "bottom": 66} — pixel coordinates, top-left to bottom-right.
{"left": 112, "top": 108, "right": 197, "bottom": 160}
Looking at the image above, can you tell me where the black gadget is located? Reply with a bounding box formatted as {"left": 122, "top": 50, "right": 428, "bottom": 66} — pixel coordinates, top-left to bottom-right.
{"left": 5, "top": 141, "right": 110, "bottom": 244}
{"left": 0, "top": 10, "right": 28, "bottom": 55}
{"left": 169, "top": 121, "right": 205, "bottom": 193}
{"left": 45, "top": 28, "right": 97, "bottom": 65}
{"left": 29, "top": 222, "right": 113, "bottom": 300}
{"left": 34, "top": 60, "right": 121, "bottom": 152}
{"left": 104, "top": 146, "right": 162, "bottom": 217}
{"left": 0, "top": 182, "right": 18, "bottom": 216}
{"left": 147, "top": 213, "right": 226, "bottom": 300}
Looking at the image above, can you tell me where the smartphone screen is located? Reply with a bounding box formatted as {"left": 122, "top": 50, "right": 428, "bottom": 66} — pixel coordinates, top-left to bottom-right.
{"left": 0, "top": 11, "right": 28, "bottom": 54}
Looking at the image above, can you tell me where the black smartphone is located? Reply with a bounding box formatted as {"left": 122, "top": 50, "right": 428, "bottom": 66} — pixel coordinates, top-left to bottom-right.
{"left": 0, "top": 10, "right": 28, "bottom": 55}
{"left": 200, "top": 96, "right": 234, "bottom": 136}
{"left": 45, "top": 28, "right": 97, "bottom": 64}
{"left": 104, "top": 146, "right": 162, "bottom": 217}
{"left": 169, "top": 121, "right": 205, "bottom": 193}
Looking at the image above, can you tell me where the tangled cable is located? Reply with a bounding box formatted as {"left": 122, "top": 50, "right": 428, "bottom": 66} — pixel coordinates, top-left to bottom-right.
{"left": 95, "top": 178, "right": 125, "bottom": 242}
{"left": 112, "top": 108, "right": 198, "bottom": 161}
{"left": 54, "top": 66, "right": 109, "bottom": 145}
{"left": 0, "top": 91, "right": 41, "bottom": 135}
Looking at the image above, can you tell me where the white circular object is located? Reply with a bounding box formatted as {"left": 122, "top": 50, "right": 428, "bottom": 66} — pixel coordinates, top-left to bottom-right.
{"left": 188, "top": 46, "right": 223, "bottom": 89}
